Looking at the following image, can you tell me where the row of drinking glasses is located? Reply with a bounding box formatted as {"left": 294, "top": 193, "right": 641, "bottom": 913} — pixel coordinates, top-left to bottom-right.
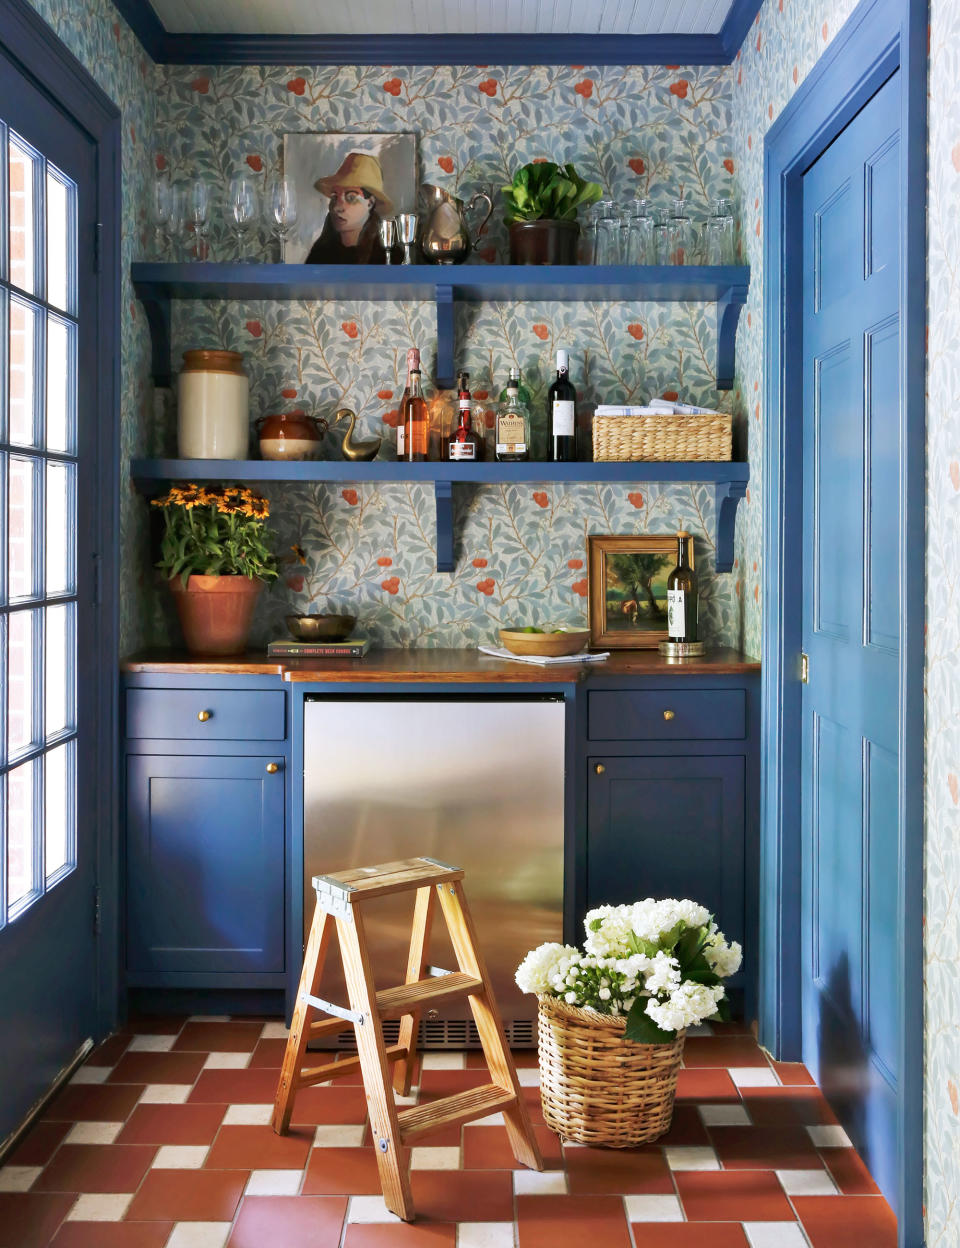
{"left": 586, "top": 197, "right": 737, "bottom": 266}
{"left": 151, "top": 173, "right": 298, "bottom": 261}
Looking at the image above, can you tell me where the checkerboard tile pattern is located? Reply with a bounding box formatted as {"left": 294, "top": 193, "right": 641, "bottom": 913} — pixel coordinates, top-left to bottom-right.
{"left": 0, "top": 1018, "right": 896, "bottom": 1247}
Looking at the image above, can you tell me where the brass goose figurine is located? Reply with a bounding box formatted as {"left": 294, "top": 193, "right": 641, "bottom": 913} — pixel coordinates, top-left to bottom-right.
{"left": 335, "top": 407, "right": 382, "bottom": 462}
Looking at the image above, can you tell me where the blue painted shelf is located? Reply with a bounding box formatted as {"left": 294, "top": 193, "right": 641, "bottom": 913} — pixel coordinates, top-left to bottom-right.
{"left": 131, "top": 458, "right": 749, "bottom": 575}
{"left": 130, "top": 262, "right": 750, "bottom": 391}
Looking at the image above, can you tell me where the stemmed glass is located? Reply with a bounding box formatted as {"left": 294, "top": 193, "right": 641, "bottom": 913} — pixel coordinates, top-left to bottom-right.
{"left": 227, "top": 175, "right": 259, "bottom": 262}
{"left": 151, "top": 174, "right": 173, "bottom": 259}
{"left": 269, "top": 176, "right": 298, "bottom": 261}
{"left": 394, "top": 213, "right": 418, "bottom": 265}
{"left": 187, "top": 178, "right": 211, "bottom": 261}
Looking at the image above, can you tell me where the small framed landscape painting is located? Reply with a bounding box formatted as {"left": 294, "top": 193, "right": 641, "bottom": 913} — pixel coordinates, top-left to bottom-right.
{"left": 282, "top": 131, "right": 418, "bottom": 264}
{"left": 587, "top": 533, "right": 690, "bottom": 649}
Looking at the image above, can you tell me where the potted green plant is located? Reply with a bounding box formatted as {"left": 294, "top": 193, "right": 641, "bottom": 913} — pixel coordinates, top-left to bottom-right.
{"left": 151, "top": 483, "right": 278, "bottom": 655}
{"left": 502, "top": 161, "right": 603, "bottom": 265}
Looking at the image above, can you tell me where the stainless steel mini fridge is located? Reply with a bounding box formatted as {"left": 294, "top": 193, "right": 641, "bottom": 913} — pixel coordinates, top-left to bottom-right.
{"left": 303, "top": 694, "right": 565, "bottom": 1046}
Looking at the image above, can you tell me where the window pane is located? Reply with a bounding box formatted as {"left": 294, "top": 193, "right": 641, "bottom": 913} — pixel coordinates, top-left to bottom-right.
{"left": 8, "top": 134, "right": 37, "bottom": 295}
{"left": 46, "top": 167, "right": 74, "bottom": 314}
{"left": 9, "top": 455, "right": 37, "bottom": 599}
{"left": 9, "top": 298, "right": 38, "bottom": 448}
{"left": 45, "top": 316, "right": 75, "bottom": 454}
{"left": 45, "top": 603, "right": 71, "bottom": 738}
{"left": 45, "top": 740, "right": 73, "bottom": 879}
{"left": 7, "top": 758, "right": 36, "bottom": 912}
{"left": 45, "top": 462, "right": 74, "bottom": 595}
{"left": 7, "top": 607, "right": 35, "bottom": 756}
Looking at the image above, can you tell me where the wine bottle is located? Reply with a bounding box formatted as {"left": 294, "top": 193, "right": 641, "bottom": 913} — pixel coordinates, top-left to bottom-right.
{"left": 548, "top": 349, "right": 576, "bottom": 462}
{"left": 666, "top": 530, "right": 698, "bottom": 642}
{"left": 399, "top": 353, "right": 429, "bottom": 462}
{"left": 396, "top": 347, "right": 419, "bottom": 461}
{"left": 446, "top": 371, "right": 484, "bottom": 461}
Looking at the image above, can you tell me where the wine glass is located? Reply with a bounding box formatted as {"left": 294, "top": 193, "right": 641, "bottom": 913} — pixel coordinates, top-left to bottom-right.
{"left": 187, "top": 177, "right": 211, "bottom": 261}
{"left": 269, "top": 176, "right": 298, "bottom": 260}
{"left": 227, "top": 175, "right": 259, "bottom": 262}
{"left": 150, "top": 173, "right": 173, "bottom": 259}
{"left": 378, "top": 217, "right": 396, "bottom": 264}
{"left": 166, "top": 183, "right": 186, "bottom": 261}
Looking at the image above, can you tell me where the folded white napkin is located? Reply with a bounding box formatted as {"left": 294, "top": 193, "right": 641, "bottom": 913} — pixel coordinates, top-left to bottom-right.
{"left": 478, "top": 645, "right": 610, "bottom": 666}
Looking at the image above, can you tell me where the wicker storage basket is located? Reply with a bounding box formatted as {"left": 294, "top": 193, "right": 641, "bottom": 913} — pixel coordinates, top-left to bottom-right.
{"left": 593, "top": 412, "right": 732, "bottom": 462}
{"left": 537, "top": 994, "right": 685, "bottom": 1147}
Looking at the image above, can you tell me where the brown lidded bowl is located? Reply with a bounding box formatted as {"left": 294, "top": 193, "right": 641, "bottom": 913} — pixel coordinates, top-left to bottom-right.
{"left": 498, "top": 627, "right": 590, "bottom": 658}
{"left": 256, "top": 412, "right": 326, "bottom": 461}
{"left": 286, "top": 613, "right": 357, "bottom": 642}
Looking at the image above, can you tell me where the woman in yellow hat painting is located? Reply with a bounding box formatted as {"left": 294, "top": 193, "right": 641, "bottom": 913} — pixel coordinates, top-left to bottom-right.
{"left": 306, "top": 151, "right": 400, "bottom": 263}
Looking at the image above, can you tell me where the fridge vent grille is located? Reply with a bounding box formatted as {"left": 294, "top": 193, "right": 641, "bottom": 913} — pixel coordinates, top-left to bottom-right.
{"left": 322, "top": 1017, "right": 536, "bottom": 1050}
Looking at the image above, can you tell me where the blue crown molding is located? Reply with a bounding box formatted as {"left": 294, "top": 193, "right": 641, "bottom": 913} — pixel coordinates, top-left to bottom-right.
{"left": 111, "top": 0, "right": 764, "bottom": 66}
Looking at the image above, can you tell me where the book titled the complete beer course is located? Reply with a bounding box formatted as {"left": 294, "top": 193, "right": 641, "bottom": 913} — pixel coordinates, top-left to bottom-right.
{"left": 267, "top": 639, "right": 370, "bottom": 658}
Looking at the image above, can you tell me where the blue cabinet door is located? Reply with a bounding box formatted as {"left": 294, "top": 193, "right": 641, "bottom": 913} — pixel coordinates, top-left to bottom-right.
{"left": 587, "top": 754, "right": 745, "bottom": 947}
{"left": 126, "top": 754, "right": 285, "bottom": 974}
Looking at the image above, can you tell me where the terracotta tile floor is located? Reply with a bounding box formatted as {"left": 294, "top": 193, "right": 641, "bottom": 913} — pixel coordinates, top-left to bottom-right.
{"left": 0, "top": 1017, "right": 897, "bottom": 1248}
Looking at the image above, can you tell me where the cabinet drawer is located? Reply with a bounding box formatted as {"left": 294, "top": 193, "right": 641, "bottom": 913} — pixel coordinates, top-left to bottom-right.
{"left": 125, "top": 688, "right": 286, "bottom": 741}
{"left": 588, "top": 689, "right": 745, "bottom": 741}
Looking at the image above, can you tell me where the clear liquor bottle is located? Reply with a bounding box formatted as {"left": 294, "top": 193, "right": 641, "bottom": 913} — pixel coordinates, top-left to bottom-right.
{"left": 495, "top": 377, "right": 531, "bottom": 462}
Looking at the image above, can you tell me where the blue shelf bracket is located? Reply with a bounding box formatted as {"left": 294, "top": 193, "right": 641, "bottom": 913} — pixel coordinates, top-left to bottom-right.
{"left": 715, "top": 283, "right": 748, "bottom": 390}
{"left": 714, "top": 477, "right": 748, "bottom": 572}
{"left": 139, "top": 292, "right": 173, "bottom": 388}
{"left": 434, "top": 480, "right": 455, "bottom": 572}
{"left": 435, "top": 284, "right": 455, "bottom": 390}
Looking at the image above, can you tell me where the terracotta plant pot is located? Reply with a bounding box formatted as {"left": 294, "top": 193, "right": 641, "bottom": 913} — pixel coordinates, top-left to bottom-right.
{"left": 509, "top": 219, "right": 580, "bottom": 265}
{"left": 168, "top": 574, "right": 263, "bottom": 656}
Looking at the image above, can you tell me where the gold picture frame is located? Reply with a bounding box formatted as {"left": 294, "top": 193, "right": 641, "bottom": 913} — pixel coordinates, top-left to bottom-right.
{"left": 587, "top": 533, "right": 691, "bottom": 649}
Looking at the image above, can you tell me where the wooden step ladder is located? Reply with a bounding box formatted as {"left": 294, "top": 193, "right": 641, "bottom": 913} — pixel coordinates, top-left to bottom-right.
{"left": 272, "top": 857, "right": 543, "bottom": 1221}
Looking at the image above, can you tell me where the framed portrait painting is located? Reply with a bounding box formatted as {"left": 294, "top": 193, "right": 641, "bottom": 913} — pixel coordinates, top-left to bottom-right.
{"left": 282, "top": 132, "right": 417, "bottom": 264}
{"left": 587, "top": 533, "right": 691, "bottom": 649}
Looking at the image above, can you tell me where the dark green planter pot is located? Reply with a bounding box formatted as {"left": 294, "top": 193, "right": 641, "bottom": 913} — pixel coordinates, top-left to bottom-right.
{"left": 508, "top": 219, "right": 580, "bottom": 265}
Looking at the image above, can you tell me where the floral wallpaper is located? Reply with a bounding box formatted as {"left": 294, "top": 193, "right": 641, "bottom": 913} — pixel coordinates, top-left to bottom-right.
{"left": 148, "top": 61, "right": 745, "bottom": 649}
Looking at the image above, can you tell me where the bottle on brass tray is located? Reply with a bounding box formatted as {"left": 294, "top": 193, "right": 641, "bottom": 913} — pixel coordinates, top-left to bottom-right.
{"left": 666, "top": 530, "right": 698, "bottom": 643}
{"left": 446, "top": 370, "right": 485, "bottom": 461}
{"left": 397, "top": 348, "right": 429, "bottom": 462}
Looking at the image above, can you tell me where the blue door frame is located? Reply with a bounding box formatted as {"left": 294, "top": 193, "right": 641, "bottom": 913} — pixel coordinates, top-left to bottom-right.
{"left": 759, "top": 0, "right": 926, "bottom": 1243}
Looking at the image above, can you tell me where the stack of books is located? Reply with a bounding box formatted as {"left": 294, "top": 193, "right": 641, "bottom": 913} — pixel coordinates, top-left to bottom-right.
{"left": 267, "top": 638, "right": 370, "bottom": 659}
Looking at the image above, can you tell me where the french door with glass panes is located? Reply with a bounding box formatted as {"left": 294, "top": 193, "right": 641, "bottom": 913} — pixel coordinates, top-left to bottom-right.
{"left": 0, "top": 48, "right": 102, "bottom": 1134}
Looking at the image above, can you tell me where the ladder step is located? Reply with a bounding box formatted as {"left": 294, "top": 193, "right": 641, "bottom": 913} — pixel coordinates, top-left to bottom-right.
{"left": 398, "top": 1083, "right": 517, "bottom": 1142}
{"left": 297, "top": 1044, "right": 407, "bottom": 1088}
{"left": 376, "top": 972, "right": 483, "bottom": 1020}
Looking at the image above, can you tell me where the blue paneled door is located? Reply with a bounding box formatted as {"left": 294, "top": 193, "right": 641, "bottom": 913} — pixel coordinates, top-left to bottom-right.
{"left": 0, "top": 52, "right": 100, "bottom": 1133}
{"left": 800, "top": 71, "right": 901, "bottom": 1207}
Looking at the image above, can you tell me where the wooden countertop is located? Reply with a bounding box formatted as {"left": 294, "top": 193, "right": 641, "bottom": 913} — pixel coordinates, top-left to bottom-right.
{"left": 121, "top": 647, "right": 760, "bottom": 682}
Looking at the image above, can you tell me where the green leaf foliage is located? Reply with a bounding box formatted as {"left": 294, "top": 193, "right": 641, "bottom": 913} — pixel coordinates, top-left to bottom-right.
{"left": 151, "top": 483, "right": 279, "bottom": 585}
{"left": 624, "top": 998, "right": 675, "bottom": 1045}
{"left": 501, "top": 161, "right": 604, "bottom": 223}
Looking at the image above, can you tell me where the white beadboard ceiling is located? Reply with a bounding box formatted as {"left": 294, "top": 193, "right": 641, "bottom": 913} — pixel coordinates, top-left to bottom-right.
{"left": 149, "top": 0, "right": 734, "bottom": 37}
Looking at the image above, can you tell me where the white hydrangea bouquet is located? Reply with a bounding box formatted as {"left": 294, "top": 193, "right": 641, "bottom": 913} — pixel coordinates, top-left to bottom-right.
{"left": 516, "top": 897, "right": 742, "bottom": 1044}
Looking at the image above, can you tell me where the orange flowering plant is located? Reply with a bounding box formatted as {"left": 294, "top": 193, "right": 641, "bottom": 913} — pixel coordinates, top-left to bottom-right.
{"left": 150, "top": 484, "right": 278, "bottom": 585}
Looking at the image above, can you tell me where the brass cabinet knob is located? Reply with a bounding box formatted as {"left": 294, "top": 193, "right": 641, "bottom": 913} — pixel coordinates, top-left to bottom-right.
{"left": 197, "top": 710, "right": 213, "bottom": 722}
{"left": 594, "top": 763, "right": 606, "bottom": 775}
{"left": 266, "top": 762, "right": 280, "bottom": 774}
{"left": 663, "top": 710, "right": 675, "bottom": 721}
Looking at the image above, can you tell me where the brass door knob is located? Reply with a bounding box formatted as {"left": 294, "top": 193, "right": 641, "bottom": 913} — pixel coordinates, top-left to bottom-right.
{"left": 197, "top": 710, "right": 212, "bottom": 722}
{"left": 266, "top": 762, "right": 280, "bottom": 774}
{"left": 594, "top": 763, "right": 606, "bottom": 775}
{"left": 663, "top": 710, "right": 675, "bottom": 721}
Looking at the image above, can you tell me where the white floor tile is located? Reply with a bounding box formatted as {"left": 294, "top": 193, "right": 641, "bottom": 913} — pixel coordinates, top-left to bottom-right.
{"left": 513, "top": 1169, "right": 568, "bottom": 1195}
{"left": 410, "top": 1146, "right": 461, "bottom": 1170}
{"left": 624, "top": 1194, "right": 685, "bottom": 1222}
{"left": 729, "top": 1066, "right": 780, "bottom": 1088}
{"left": 421, "top": 1052, "right": 466, "bottom": 1070}
{"left": 517, "top": 1068, "right": 540, "bottom": 1086}
{"left": 188, "top": 1015, "right": 231, "bottom": 1023}
{"left": 394, "top": 1092, "right": 419, "bottom": 1106}
{"left": 473, "top": 1112, "right": 505, "bottom": 1127}
{"left": 458, "top": 1223, "right": 516, "bottom": 1248}
{"left": 166, "top": 1223, "right": 232, "bottom": 1248}
{"left": 127, "top": 1035, "right": 175, "bottom": 1053}
{"left": 744, "top": 1222, "right": 810, "bottom": 1248}
{"left": 70, "top": 1066, "right": 110, "bottom": 1085}
{"left": 65, "top": 1121, "right": 124, "bottom": 1145}
{"left": 260, "top": 1022, "right": 290, "bottom": 1040}
{"left": 245, "top": 1169, "right": 303, "bottom": 1195}
{"left": 0, "top": 1166, "right": 42, "bottom": 1192}
{"left": 664, "top": 1146, "right": 721, "bottom": 1171}
{"left": 204, "top": 1052, "right": 250, "bottom": 1069}
{"left": 314, "top": 1124, "right": 366, "bottom": 1148}
{"left": 347, "top": 1195, "right": 402, "bottom": 1223}
{"left": 777, "top": 1168, "right": 838, "bottom": 1195}
{"left": 699, "top": 1103, "right": 752, "bottom": 1126}
{"left": 223, "top": 1104, "right": 273, "bottom": 1125}
{"left": 65, "top": 1194, "right": 133, "bottom": 1222}
{"left": 139, "top": 1084, "right": 191, "bottom": 1104}
{"left": 806, "top": 1125, "right": 853, "bottom": 1148}
{"left": 152, "top": 1145, "right": 210, "bottom": 1169}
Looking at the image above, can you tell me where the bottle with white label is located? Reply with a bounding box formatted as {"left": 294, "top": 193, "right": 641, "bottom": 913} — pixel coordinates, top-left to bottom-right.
{"left": 548, "top": 349, "right": 577, "bottom": 462}
{"left": 446, "top": 371, "right": 484, "bottom": 462}
{"left": 666, "top": 530, "right": 698, "bottom": 642}
{"left": 495, "top": 378, "right": 531, "bottom": 462}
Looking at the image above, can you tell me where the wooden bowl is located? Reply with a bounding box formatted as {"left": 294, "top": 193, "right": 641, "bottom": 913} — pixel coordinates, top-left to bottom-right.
{"left": 498, "top": 628, "right": 591, "bottom": 658}
{"left": 286, "top": 613, "right": 357, "bottom": 642}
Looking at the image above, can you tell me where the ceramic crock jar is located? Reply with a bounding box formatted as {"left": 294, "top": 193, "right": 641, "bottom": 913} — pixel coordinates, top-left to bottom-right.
{"left": 256, "top": 411, "right": 326, "bottom": 461}
{"left": 178, "top": 350, "right": 250, "bottom": 459}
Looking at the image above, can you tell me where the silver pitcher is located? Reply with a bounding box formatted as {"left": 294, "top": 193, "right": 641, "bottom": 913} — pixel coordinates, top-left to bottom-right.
{"left": 419, "top": 184, "right": 494, "bottom": 264}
